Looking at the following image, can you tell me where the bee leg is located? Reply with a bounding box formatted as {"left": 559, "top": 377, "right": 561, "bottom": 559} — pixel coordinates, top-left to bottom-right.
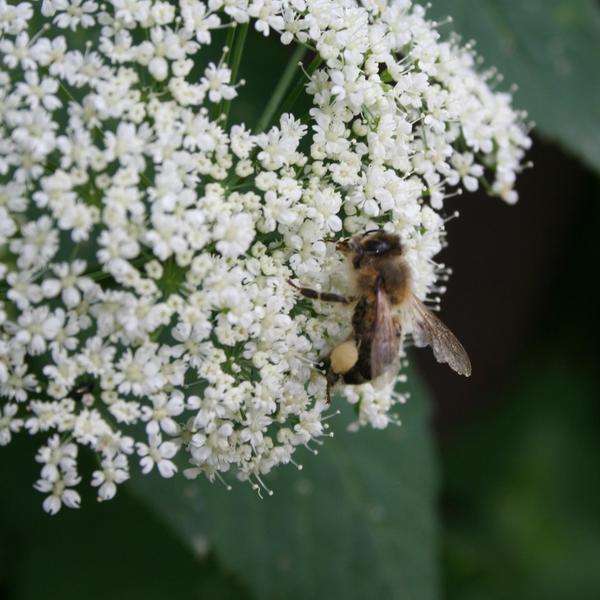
{"left": 316, "top": 356, "right": 339, "bottom": 404}
{"left": 288, "top": 280, "right": 351, "bottom": 304}
{"left": 325, "top": 369, "right": 339, "bottom": 404}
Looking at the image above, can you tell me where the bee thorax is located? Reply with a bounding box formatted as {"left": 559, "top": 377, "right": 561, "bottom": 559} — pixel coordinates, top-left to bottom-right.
{"left": 355, "top": 257, "right": 410, "bottom": 305}
{"left": 380, "top": 259, "right": 410, "bottom": 304}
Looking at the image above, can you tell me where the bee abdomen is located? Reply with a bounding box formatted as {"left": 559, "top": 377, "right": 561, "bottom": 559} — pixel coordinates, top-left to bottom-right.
{"left": 352, "top": 297, "right": 375, "bottom": 337}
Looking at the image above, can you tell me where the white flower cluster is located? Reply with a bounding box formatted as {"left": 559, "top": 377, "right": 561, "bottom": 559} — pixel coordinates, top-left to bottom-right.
{"left": 0, "top": 0, "right": 530, "bottom": 512}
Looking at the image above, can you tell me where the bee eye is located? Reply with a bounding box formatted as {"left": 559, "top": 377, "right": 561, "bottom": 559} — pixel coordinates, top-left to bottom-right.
{"left": 363, "top": 239, "right": 390, "bottom": 255}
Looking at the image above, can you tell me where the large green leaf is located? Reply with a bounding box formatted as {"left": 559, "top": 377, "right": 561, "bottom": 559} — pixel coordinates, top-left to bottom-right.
{"left": 443, "top": 366, "right": 600, "bottom": 600}
{"left": 430, "top": 0, "right": 600, "bottom": 173}
{"left": 0, "top": 436, "right": 250, "bottom": 600}
{"left": 131, "top": 376, "right": 439, "bottom": 600}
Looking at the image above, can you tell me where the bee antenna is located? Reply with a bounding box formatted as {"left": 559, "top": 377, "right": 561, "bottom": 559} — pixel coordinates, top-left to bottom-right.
{"left": 361, "top": 228, "right": 381, "bottom": 237}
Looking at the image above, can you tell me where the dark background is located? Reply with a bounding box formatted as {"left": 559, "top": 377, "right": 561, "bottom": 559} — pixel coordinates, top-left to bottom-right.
{"left": 424, "top": 137, "right": 600, "bottom": 599}
{"left": 423, "top": 140, "right": 597, "bottom": 432}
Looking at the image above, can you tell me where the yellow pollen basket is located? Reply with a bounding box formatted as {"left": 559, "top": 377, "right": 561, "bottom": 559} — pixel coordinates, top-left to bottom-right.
{"left": 330, "top": 340, "right": 359, "bottom": 375}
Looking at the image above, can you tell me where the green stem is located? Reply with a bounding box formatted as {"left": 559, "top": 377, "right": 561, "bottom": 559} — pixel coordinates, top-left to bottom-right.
{"left": 255, "top": 44, "right": 308, "bottom": 133}
{"left": 214, "top": 24, "right": 237, "bottom": 121}
{"left": 69, "top": 243, "right": 80, "bottom": 261}
{"left": 275, "top": 52, "right": 323, "bottom": 123}
{"left": 221, "top": 22, "right": 249, "bottom": 126}
{"left": 83, "top": 255, "right": 148, "bottom": 282}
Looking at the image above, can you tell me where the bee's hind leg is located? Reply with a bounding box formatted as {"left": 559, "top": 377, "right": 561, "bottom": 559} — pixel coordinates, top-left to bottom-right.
{"left": 321, "top": 339, "right": 361, "bottom": 403}
{"left": 287, "top": 280, "right": 352, "bottom": 304}
{"left": 326, "top": 373, "right": 338, "bottom": 404}
{"left": 315, "top": 356, "right": 341, "bottom": 404}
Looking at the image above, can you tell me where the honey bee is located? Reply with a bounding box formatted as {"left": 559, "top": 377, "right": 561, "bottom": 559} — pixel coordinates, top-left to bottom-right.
{"left": 289, "top": 230, "right": 471, "bottom": 400}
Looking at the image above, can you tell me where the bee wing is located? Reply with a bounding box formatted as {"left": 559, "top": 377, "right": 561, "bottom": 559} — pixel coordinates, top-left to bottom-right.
{"left": 370, "top": 281, "right": 401, "bottom": 379}
{"left": 407, "top": 295, "right": 472, "bottom": 377}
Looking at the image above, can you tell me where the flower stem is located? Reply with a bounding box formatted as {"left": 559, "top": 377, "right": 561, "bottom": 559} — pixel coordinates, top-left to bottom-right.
{"left": 221, "top": 22, "right": 249, "bottom": 127}
{"left": 214, "top": 24, "right": 237, "bottom": 121}
{"left": 274, "top": 51, "right": 323, "bottom": 125}
{"left": 255, "top": 43, "right": 308, "bottom": 133}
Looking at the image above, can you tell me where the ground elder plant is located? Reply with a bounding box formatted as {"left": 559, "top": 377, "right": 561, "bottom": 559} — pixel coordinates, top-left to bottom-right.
{"left": 0, "top": 0, "right": 531, "bottom": 513}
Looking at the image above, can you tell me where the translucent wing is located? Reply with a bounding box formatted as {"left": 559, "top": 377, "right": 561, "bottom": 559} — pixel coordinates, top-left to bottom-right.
{"left": 408, "top": 295, "right": 472, "bottom": 377}
{"left": 370, "top": 280, "right": 400, "bottom": 379}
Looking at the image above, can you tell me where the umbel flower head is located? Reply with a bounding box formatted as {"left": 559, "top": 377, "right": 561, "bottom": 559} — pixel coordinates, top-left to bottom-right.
{"left": 0, "top": 0, "right": 530, "bottom": 513}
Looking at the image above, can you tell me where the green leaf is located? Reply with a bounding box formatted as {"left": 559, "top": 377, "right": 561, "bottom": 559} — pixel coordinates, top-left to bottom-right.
{"left": 0, "top": 435, "right": 251, "bottom": 600}
{"left": 429, "top": 0, "right": 600, "bottom": 173}
{"left": 130, "top": 376, "right": 439, "bottom": 600}
{"left": 443, "top": 366, "right": 600, "bottom": 600}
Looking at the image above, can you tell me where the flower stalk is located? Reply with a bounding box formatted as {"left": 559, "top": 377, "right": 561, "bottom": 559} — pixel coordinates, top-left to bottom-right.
{"left": 221, "top": 22, "right": 249, "bottom": 126}
{"left": 255, "top": 43, "right": 308, "bottom": 133}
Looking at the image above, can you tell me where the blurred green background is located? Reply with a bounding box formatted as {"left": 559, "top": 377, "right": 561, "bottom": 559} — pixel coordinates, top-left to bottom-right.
{"left": 2, "top": 1, "right": 600, "bottom": 599}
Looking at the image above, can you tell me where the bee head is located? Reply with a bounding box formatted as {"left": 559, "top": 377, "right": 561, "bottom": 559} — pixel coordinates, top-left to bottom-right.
{"left": 337, "top": 230, "right": 402, "bottom": 268}
{"left": 335, "top": 237, "right": 361, "bottom": 256}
